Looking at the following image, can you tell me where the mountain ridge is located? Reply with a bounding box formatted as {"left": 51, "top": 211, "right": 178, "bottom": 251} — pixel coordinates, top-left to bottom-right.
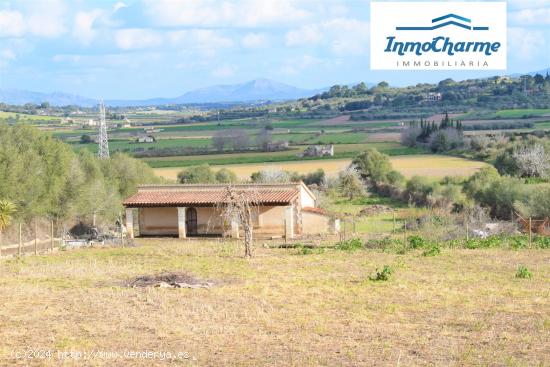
{"left": 0, "top": 78, "right": 326, "bottom": 107}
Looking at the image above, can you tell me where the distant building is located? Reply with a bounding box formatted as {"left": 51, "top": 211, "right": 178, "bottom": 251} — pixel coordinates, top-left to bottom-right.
{"left": 301, "top": 145, "right": 334, "bottom": 158}
{"left": 82, "top": 119, "right": 96, "bottom": 128}
{"left": 265, "top": 141, "right": 289, "bottom": 151}
{"left": 426, "top": 92, "right": 442, "bottom": 102}
{"left": 136, "top": 135, "right": 156, "bottom": 143}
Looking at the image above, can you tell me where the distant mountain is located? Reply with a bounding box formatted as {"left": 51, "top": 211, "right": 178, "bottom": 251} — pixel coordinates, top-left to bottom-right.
{"left": 0, "top": 88, "right": 97, "bottom": 107}
{"left": 106, "top": 78, "right": 325, "bottom": 106}
{"left": 0, "top": 79, "right": 325, "bottom": 107}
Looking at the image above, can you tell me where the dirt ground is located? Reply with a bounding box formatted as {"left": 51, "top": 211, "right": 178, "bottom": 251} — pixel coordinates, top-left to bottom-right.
{"left": 0, "top": 239, "right": 548, "bottom": 366}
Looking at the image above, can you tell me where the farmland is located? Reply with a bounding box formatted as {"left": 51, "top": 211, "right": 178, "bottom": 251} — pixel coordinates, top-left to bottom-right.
{"left": 154, "top": 155, "right": 489, "bottom": 181}
{"left": 1, "top": 239, "right": 548, "bottom": 366}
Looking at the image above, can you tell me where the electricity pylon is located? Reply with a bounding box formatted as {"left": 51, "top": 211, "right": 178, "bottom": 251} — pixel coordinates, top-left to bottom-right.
{"left": 97, "top": 99, "right": 110, "bottom": 159}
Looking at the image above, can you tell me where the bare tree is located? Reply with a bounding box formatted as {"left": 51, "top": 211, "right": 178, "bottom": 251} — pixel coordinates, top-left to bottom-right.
{"left": 218, "top": 186, "right": 259, "bottom": 258}
{"left": 513, "top": 144, "right": 550, "bottom": 178}
{"left": 212, "top": 131, "right": 227, "bottom": 152}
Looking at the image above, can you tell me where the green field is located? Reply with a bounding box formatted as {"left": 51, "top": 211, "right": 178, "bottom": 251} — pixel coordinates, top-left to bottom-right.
{"left": 495, "top": 109, "right": 550, "bottom": 118}
{"left": 0, "top": 111, "right": 61, "bottom": 122}
{"left": 144, "top": 143, "right": 423, "bottom": 168}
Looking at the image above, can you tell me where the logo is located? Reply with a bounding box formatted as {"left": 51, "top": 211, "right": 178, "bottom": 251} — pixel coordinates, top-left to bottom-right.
{"left": 396, "top": 13, "right": 489, "bottom": 31}
{"left": 370, "top": 2, "right": 507, "bottom": 70}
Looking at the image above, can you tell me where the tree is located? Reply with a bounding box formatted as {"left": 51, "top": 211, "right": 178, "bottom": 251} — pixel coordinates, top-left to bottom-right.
{"left": 212, "top": 131, "right": 227, "bottom": 152}
{"left": 352, "top": 148, "right": 393, "bottom": 185}
{"left": 0, "top": 199, "right": 16, "bottom": 249}
{"left": 512, "top": 144, "right": 550, "bottom": 178}
{"left": 80, "top": 134, "right": 93, "bottom": 144}
{"left": 177, "top": 164, "right": 217, "bottom": 184}
{"left": 40, "top": 101, "right": 50, "bottom": 109}
{"left": 218, "top": 186, "right": 260, "bottom": 258}
{"left": 256, "top": 128, "right": 273, "bottom": 151}
{"left": 337, "top": 169, "right": 365, "bottom": 200}
{"left": 215, "top": 168, "right": 238, "bottom": 183}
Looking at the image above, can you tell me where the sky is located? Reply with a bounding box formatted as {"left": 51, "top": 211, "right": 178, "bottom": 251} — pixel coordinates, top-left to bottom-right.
{"left": 0, "top": 0, "right": 549, "bottom": 99}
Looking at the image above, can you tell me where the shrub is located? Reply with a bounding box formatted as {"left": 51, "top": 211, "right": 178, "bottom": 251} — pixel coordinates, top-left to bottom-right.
{"left": 335, "top": 238, "right": 364, "bottom": 251}
{"left": 422, "top": 245, "right": 441, "bottom": 257}
{"left": 533, "top": 236, "right": 550, "bottom": 249}
{"left": 515, "top": 265, "right": 532, "bottom": 279}
{"left": 408, "top": 235, "right": 428, "bottom": 249}
{"left": 464, "top": 236, "right": 502, "bottom": 249}
{"left": 369, "top": 265, "right": 393, "bottom": 281}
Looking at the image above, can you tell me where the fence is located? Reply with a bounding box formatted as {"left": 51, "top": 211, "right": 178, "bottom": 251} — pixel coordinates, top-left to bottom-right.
{"left": 0, "top": 222, "right": 62, "bottom": 258}
{"left": 336, "top": 209, "right": 550, "bottom": 245}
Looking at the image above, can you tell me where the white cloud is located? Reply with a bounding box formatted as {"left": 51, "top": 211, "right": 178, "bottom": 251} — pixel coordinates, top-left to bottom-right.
{"left": 115, "top": 28, "right": 163, "bottom": 50}
{"left": 0, "top": 49, "right": 17, "bottom": 68}
{"left": 285, "top": 18, "right": 370, "bottom": 55}
{"left": 285, "top": 24, "right": 322, "bottom": 46}
{"left": 211, "top": 64, "right": 236, "bottom": 78}
{"left": 508, "top": 27, "right": 545, "bottom": 60}
{"left": 279, "top": 54, "right": 332, "bottom": 75}
{"left": 507, "top": 0, "right": 550, "bottom": 10}
{"left": 113, "top": 2, "right": 128, "bottom": 12}
{"left": 73, "top": 9, "right": 104, "bottom": 45}
{"left": 241, "top": 33, "right": 268, "bottom": 48}
{"left": 510, "top": 8, "right": 550, "bottom": 25}
{"left": 24, "top": 0, "right": 67, "bottom": 38}
{"left": 143, "top": 0, "right": 310, "bottom": 27}
{"left": 0, "top": 10, "right": 25, "bottom": 37}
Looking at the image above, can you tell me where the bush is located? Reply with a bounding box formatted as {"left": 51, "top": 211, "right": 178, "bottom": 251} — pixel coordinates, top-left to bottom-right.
{"left": 335, "top": 238, "right": 364, "bottom": 251}
{"left": 515, "top": 265, "right": 532, "bottom": 279}
{"left": 533, "top": 236, "right": 550, "bottom": 249}
{"left": 422, "top": 245, "right": 441, "bottom": 257}
{"left": 408, "top": 235, "right": 428, "bottom": 249}
{"left": 464, "top": 236, "right": 502, "bottom": 249}
{"left": 369, "top": 265, "right": 393, "bottom": 281}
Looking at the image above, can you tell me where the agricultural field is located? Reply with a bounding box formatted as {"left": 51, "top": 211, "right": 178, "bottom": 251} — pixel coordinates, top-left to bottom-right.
{"left": 0, "top": 111, "right": 61, "bottom": 123}
{"left": 1, "top": 239, "right": 547, "bottom": 366}
{"left": 154, "top": 154, "right": 489, "bottom": 181}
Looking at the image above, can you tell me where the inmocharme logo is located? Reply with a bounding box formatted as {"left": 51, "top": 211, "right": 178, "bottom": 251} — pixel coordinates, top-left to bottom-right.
{"left": 370, "top": 2, "right": 507, "bottom": 70}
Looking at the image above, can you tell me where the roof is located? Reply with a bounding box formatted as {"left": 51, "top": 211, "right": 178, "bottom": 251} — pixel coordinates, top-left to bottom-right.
{"left": 123, "top": 183, "right": 310, "bottom": 207}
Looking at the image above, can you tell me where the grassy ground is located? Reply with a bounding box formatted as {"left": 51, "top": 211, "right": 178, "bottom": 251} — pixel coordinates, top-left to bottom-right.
{"left": 1, "top": 240, "right": 548, "bottom": 366}
{"left": 153, "top": 154, "right": 489, "bottom": 181}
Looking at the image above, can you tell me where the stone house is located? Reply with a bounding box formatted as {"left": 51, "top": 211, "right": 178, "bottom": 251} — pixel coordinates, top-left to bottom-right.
{"left": 123, "top": 182, "right": 339, "bottom": 239}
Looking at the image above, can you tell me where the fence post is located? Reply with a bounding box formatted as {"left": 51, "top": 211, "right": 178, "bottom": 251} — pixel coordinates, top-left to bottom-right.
{"left": 34, "top": 220, "right": 38, "bottom": 255}
{"left": 18, "top": 223, "right": 22, "bottom": 256}
{"left": 50, "top": 221, "right": 54, "bottom": 252}
{"left": 466, "top": 220, "right": 469, "bottom": 241}
{"left": 393, "top": 211, "right": 396, "bottom": 233}
{"left": 529, "top": 217, "right": 533, "bottom": 246}
{"left": 403, "top": 221, "right": 407, "bottom": 243}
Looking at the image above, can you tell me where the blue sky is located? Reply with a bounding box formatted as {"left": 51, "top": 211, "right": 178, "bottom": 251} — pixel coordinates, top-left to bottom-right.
{"left": 0, "top": 0, "right": 549, "bottom": 99}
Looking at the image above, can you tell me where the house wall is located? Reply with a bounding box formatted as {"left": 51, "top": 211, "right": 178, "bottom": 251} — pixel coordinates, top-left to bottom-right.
{"left": 299, "top": 186, "right": 316, "bottom": 208}
{"left": 139, "top": 207, "right": 178, "bottom": 236}
{"left": 137, "top": 205, "right": 299, "bottom": 237}
{"left": 302, "top": 212, "right": 334, "bottom": 235}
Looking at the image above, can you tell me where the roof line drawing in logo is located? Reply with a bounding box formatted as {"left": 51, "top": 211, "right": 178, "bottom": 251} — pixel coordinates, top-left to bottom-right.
{"left": 396, "top": 13, "right": 489, "bottom": 31}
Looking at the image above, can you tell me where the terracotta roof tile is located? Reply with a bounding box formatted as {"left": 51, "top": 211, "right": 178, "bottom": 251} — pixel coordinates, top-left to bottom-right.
{"left": 123, "top": 185, "right": 300, "bottom": 207}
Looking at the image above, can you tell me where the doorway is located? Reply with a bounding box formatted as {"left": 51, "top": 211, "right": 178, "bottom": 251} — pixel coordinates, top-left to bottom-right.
{"left": 186, "top": 207, "right": 198, "bottom": 235}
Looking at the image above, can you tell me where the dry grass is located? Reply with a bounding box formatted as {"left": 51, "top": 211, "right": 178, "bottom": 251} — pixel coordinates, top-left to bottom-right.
{"left": 0, "top": 240, "right": 548, "bottom": 366}
{"left": 154, "top": 155, "right": 489, "bottom": 181}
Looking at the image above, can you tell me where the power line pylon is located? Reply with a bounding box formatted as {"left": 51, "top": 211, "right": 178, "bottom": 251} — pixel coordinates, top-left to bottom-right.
{"left": 97, "top": 99, "right": 110, "bottom": 159}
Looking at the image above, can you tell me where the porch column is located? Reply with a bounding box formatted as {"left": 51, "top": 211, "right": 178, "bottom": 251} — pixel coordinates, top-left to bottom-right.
{"left": 177, "top": 207, "right": 187, "bottom": 238}
{"left": 332, "top": 219, "right": 341, "bottom": 234}
{"left": 285, "top": 205, "right": 294, "bottom": 239}
{"left": 125, "top": 208, "right": 134, "bottom": 239}
{"left": 231, "top": 219, "right": 239, "bottom": 238}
